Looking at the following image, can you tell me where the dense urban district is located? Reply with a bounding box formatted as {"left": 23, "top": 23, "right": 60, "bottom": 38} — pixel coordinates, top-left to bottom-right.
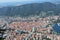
{"left": 0, "top": 16, "right": 60, "bottom": 40}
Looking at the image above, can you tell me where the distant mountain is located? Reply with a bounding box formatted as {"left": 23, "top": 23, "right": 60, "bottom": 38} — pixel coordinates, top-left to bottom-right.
{"left": 0, "top": 2, "right": 60, "bottom": 17}
{"left": 0, "top": 1, "right": 42, "bottom": 7}
{"left": 0, "top": 2, "right": 27, "bottom": 7}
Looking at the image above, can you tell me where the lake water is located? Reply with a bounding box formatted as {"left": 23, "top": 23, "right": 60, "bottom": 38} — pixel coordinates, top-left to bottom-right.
{"left": 53, "top": 23, "right": 60, "bottom": 34}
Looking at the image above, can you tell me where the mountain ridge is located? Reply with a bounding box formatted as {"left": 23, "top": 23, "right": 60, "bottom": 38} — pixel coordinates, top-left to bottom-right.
{"left": 0, "top": 2, "right": 60, "bottom": 17}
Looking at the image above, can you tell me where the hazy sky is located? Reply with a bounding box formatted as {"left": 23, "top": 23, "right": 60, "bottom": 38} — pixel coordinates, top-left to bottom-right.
{"left": 0, "top": 0, "right": 59, "bottom": 3}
